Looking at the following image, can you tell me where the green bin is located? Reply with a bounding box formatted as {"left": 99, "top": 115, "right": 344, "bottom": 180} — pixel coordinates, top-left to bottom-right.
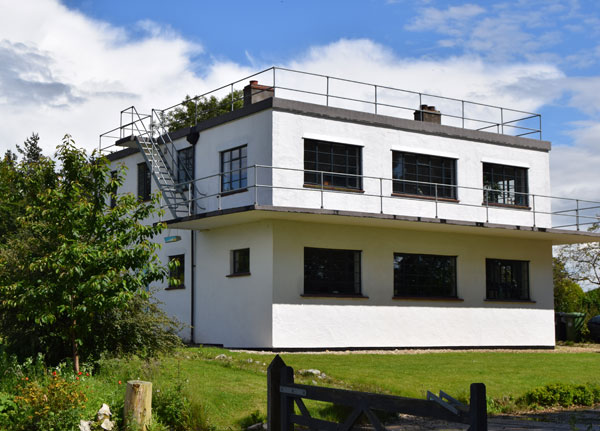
{"left": 556, "top": 312, "right": 586, "bottom": 341}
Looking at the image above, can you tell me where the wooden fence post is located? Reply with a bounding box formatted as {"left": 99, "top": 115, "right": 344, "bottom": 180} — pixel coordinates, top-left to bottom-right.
{"left": 469, "top": 383, "right": 487, "bottom": 431}
{"left": 280, "top": 364, "right": 295, "bottom": 431}
{"left": 124, "top": 380, "right": 152, "bottom": 431}
{"left": 267, "top": 355, "right": 285, "bottom": 431}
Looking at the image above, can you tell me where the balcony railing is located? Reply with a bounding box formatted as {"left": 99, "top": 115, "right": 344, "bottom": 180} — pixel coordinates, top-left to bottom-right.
{"left": 99, "top": 67, "right": 543, "bottom": 152}
{"left": 160, "top": 165, "right": 599, "bottom": 231}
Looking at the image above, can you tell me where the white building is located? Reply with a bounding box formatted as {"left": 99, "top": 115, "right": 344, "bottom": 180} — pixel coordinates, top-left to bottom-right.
{"left": 102, "top": 67, "right": 600, "bottom": 349}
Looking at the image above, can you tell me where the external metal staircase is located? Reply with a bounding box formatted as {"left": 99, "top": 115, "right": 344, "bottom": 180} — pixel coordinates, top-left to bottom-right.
{"left": 119, "top": 106, "right": 203, "bottom": 219}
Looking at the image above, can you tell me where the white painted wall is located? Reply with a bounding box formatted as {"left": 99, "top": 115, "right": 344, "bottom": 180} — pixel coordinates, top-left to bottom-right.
{"left": 271, "top": 220, "right": 555, "bottom": 348}
{"left": 271, "top": 111, "right": 552, "bottom": 227}
{"left": 194, "top": 221, "right": 274, "bottom": 347}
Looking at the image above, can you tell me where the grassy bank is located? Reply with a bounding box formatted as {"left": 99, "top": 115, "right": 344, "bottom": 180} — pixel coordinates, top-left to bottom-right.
{"left": 2, "top": 346, "right": 599, "bottom": 430}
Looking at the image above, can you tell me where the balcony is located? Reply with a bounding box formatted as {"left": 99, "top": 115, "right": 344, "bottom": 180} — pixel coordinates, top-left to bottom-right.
{"left": 165, "top": 165, "right": 599, "bottom": 237}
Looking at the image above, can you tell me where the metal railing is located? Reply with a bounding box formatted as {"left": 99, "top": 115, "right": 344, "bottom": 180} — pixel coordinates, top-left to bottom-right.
{"left": 99, "top": 66, "right": 543, "bottom": 152}
{"left": 158, "top": 165, "right": 599, "bottom": 231}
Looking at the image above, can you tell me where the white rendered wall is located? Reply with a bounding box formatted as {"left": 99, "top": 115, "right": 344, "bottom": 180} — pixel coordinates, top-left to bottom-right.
{"left": 270, "top": 111, "right": 552, "bottom": 227}
{"left": 271, "top": 220, "right": 555, "bottom": 348}
{"left": 193, "top": 221, "right": 274, "bottom": 347}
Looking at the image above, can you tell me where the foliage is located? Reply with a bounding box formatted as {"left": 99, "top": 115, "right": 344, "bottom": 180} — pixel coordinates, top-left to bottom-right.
{"left": 553, "top": 257, "right": 585, "bottom": 313}
{"left": 0, "top": 376, "right": 88, "bottom": 431}
{"left": 520, "top": 383, "right": 600, "bottom": 408}
{"left": 164, "top": 90, "right": 244, "bottom": 131}
{"left": 556, "top": 223, "right": 600, "bottom": 288}
{"left": 0, "top": 135, "right": 169, "bottom": 370}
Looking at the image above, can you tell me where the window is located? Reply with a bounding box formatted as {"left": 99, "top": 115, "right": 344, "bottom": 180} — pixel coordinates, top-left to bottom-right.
{"left": 304, "top": 139, "right": 362, "bottom": 190}
{"left": 483, "top": 163, "right": 528, "bottom": 207}
{"left": 110, "top": 170, "right": 117, "bottom": 209}
{"left": 392, "top": 152, "right": 456, "bottom": 199}
{"left": 137, "top": 162, "right": 151, "bottom": 201}
{"left": 168, "top": 254, "right": 185, "bottom": 289}
{"left": 393, "top": 253, "right": 457, "bottom": 298}
{"left": 230, "top": 248, "right": 250, "bottom": 276}
{"left": 177, "top": 147, "right": 194, "bottom": 189}
{"left": 221, "top": 145, "right": 247, "bottom": 193}
{"left": 304, "top": 247, "right": 361, "bottom": 295}
{"left": 486, "top": 259, "right": 529, "bottom": 300}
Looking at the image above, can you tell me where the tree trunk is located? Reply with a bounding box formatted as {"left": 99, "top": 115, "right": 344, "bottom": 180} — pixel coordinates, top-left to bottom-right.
{"left": 71, "top": 321, "right": 79, "bottom": 374}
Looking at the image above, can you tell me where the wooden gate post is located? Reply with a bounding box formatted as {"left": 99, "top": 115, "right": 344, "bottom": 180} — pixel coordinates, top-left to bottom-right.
{"left": 124, "top": 380, "right": 152, "bottom": 431}
{"left": 267, "top": 355, "right": 285, "bottom": 431}
{"left": 469, "top": 383, "right": 487, "bottom": 431}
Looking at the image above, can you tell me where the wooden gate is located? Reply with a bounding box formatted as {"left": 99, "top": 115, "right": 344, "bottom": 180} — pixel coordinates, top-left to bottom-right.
{"left": 267, "top": 355, "right": 487, "bottom": 431}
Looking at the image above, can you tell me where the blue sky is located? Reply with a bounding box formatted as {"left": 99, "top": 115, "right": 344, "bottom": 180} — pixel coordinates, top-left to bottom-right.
{"left": 1, "top": 0, "right": 600, "bottom": 200}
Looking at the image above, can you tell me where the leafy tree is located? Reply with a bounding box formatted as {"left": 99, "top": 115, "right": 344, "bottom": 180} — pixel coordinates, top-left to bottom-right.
{"left": 556, "top": 223, "right": 600, "bottom": 288}
{"left": 16, "top": 132, "right": 43, "bottom": 164}
{"left": 164, "top": 90, "right": 244, "bottom": 131}
{"left": 0, "top": 135, "right": 176, "bottom": 372}
{"left": 553, "top": 257, "right": 585, "bottom": 313}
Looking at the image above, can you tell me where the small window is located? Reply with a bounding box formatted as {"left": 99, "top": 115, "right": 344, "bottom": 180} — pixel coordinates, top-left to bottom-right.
{"left": 230, "top": 248, "right": 250, "bottom": 276}
{"left": 137, "top": 162, "right": 151, "bottom": 201}
{"left": 221, "top": 145, "right": 247, "bottom": 193}
{"left": 304, "top": 247, "right": 361, "bottom": 295}
{"left": 486, "top": 259, "right": 529, "bottom": 300}
{"left": 177, "top": 147, "right": 194, "bottom": 189}
{"left": 483, "top": 163, "right": 528, "bottom": 207}
{"left": 110, "top": 170, "right": 118, "bottom": 209}
{"left": 304, "top": 139, "right": 362, "bottom": 190}
{"left": 392, "top": 152, "right": 456, "bottom": 199}
{"left": 168, "top": 254, "right": 185, "bottom": 289}
{"left": 394, "top": 253, "right": 457, "bottom": 298}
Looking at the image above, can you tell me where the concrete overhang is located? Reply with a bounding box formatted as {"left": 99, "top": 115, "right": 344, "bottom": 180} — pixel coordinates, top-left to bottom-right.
{"left": 167, "top": 205, "right": 600, "bottom": 245}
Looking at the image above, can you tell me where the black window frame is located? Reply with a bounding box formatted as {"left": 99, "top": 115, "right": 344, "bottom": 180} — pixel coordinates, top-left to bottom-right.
{"left": 392, "top": 151, "right": 457, "bottom": 200}
{"left": 220, "top": 145, "right": 247, "bottom": 193}
{"left": 304, "top": 247, "right": 362, "bottom": 296}
{"left": 483, "top": 163, "right": 529, "bottom": 207}
{"left": 177, "top": 147, "right": 194, "bottom": 190}
{"left": 110, "top": 170, "right": 118, "bottom": 209}
{"left": 485, "top": 258, "right": 530, "bottom": 301}
{"left": 167, "top": 254, "right": 185, "bottom": 290}
{"left": 304, "top": 139, "right": 363, "bottom": 190}
{"left": 230, "top": 248, "right": 250, "bottom": 276}
{"left": 137, "top": 162, "right": 151, "bottom": 202}
{"left": 393, "top": 253, "right": 458, "bottom": 298}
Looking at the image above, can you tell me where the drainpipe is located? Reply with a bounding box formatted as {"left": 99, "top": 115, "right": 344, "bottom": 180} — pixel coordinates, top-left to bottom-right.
{"left": 190, "top": 229, "right": 195, "bottom": 344}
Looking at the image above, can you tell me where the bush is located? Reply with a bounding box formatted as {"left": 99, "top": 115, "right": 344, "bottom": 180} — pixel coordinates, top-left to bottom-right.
{"left": 520, "top": 383, "right": 600, "bottom": 408}
{"left": 153, "top": 384, "right": 214, "bottom": 431}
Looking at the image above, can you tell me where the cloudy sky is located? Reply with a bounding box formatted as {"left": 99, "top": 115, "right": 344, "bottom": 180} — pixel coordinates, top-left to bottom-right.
{"left": 1, "top": 0, "right": 599, "bottom": 201}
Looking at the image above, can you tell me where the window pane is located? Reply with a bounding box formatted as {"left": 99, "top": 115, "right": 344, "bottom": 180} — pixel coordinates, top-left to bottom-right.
{"left": 232, "top": 248, "right": 250, "bottom": 274}
{"left": 168, "top": 254, "right": 185, "bottom": 289}
{"left": 392, "top": 152, "right": 456, "bottom": 199}
{"left": 304, "top": 139, "right": 362, "bottom": 189}
{"left": 221, "top": 146, "right": 247, "bottom": 192}
{"left": 486, "top": 259, "right": 529, "bottom": 300}
{"left": 304, "top": 247, "right": 361, "bottom": 295}
{"left": 483, "top": 163, "right": 528, "bottom": 206}
{"left": 394, "top": 253, "right": 457, "bottom": 297}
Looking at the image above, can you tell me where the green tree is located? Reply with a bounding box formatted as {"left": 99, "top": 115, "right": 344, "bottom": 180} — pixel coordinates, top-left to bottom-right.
{"left": 553, "top": 257, "right": 585, "bottom": 312}
{"left": 0, "top": 135, "right": 174, "bottom": 372}
{"left": 164, "top": 90, "right": 244, "bottom": 131}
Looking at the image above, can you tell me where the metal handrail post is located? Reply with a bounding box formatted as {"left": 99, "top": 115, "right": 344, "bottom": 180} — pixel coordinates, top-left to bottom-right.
{"left": 326, "top": 76, "right": 329, "bottom": 107}
{"left": 435, "top": 184, "right": 439, "bottom": 218}
{"left": 500, "top": 108, "right": 504, "bottom": 134}
{"left": 462, "top": 101, "right": 465, "bottom": 129}
{"left": 254, "top": 165, "right": 258, "bottom": 205}
{"left": 188, "top": 186, "right": 192, "bottom": 216}
{"left": 231, "top": 83, "right": 234, "bottom": 112}
{"left": 374, "top": 85, "right": 378, "bottom": 115}
{"left": 576, "top": 199, "right": 580, "bottom": 230}
{"left": 320, "top": 171, "right": 324, "bottom": 209}
{"left": 379, "top": 178, "right": 383, "bottom": 213}
{"left": 532, "top": 194, "right": 536, "bottom": 227}
{"left": 485, "top": 189, "right": 489, "bottom": 223}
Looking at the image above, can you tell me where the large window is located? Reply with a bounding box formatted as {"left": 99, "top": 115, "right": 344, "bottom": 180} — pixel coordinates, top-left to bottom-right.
{"left": 177, "top": 147, "right": 194, "bottom": 189}
{"left": 486, "top": 259, "right": 529, "bottom": 300}
{"left": 304, "top": 247, "right": 361, "bottom": 295}
{"left": 137, "top": 162, "right": 151, "bottom": 201}
{"left": 393, "top": 253, "right": 457, "bottom": 298}
{"left": 392, "top": 152, "right": 456, "bottom": 199}
{"left": 221, "top": 145, "right": 247, "bottom": 193}
{"left": 483, "top": 163, "right": 528, "bottom": 207}
{"left": 304, "top": 139, "right": 362, "bottom": 190}
{"left": 167, "top": 254, "right": 185, "bottom": 289}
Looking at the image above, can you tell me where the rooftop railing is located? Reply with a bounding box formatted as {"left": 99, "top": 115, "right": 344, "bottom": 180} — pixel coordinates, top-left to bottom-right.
{"left": 160, "top": 165, "right": 598, "bottom": 232}
{"left": 99, "top": 67, "right": 542, "bottom": 152}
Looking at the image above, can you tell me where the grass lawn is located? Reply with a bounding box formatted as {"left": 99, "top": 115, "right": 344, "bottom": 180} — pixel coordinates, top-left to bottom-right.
{"left": 94, "top": 346, "right": 600, "bottom": 429}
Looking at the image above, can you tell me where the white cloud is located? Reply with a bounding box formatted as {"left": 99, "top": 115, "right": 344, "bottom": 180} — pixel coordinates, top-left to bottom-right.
{"left": 405, "top": 4, "right": 486, "bottom": 36}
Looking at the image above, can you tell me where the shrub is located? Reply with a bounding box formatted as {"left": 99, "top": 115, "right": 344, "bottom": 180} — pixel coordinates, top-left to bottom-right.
{"left": 520, "top": 383, "right": 600, "bottom": 408}
{"left": 153, "top": 384, "right": 214, "bottom": 431}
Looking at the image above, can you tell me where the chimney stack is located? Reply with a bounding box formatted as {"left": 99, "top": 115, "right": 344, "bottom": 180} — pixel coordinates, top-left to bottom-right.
{"left": 243, "top": 80, "right": 275, "bottom": 107}
{"left": 414, "top": 104, "right": 441, "bottom": 124}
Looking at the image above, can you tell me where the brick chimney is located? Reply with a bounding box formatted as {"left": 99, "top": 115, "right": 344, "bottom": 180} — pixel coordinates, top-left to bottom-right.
{"left": 243, "top": 80, "right": 274, "bottom": 107}
{"left": 414, "top": 104, "right": 441, "bottom": 124}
